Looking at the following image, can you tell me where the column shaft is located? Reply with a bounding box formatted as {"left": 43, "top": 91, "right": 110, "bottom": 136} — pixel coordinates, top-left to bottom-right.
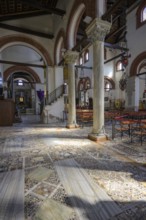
{"left": 64, "top": 50, "right": 79, "bottom": 128}
{"left": 93, "top": 40, "right": 104, "bottom": 134}
{"left": 86, "top": 18, "right": 111, "bottom": 141}
{"left": 67, "top": 63, "right": 76, "bottom": 127}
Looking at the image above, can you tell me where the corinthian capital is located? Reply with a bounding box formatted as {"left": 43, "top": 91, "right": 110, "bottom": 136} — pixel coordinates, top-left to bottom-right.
{"left": 86, "top": 18, "right": 111, "bottom": 43}
{"left": 64, "top": 50, "right": 79, "bottom": 64}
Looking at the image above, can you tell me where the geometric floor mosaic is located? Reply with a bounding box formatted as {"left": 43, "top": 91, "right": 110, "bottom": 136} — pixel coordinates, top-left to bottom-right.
{"left": 0, "top": 115, "right": 146, "bottom": 219}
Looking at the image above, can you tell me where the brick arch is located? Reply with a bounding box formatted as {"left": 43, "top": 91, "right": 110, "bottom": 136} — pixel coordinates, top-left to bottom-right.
{"left": 0, "top": 35, "right": 53, "bottom": 66}
{"left": 66, "top": 0, "right": 96, "bottom": 49}
{"left": 129, "top": 52, "right": 146, "bottom": 77}
{"left": 4, "top": 66, "right": 41, "bottom": 83}
{"left": 66, "top": 2, "right": 85, "bottom": 49}
{"left": 54, "top": 28, "right": 66, "bottom": 65}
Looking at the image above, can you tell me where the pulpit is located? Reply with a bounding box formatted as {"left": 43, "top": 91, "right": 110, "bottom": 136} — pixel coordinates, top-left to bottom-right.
{"left": 0, "top": 99, "right": 15, "bottom": 126}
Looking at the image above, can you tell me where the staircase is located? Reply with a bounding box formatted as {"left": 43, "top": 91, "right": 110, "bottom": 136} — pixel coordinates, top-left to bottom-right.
{"left": 48, "top": 84, "right": 64, "bottom": 105}
{"left": 42, "top": 84, "right": 65, "bottom": 123}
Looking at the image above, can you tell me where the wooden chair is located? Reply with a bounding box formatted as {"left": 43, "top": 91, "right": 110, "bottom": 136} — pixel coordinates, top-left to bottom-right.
{"left": 131, "top": 123, "right": 146, "bottom": 145}
{"left": 112, "top": 118, "right": 130, "bottom": 139}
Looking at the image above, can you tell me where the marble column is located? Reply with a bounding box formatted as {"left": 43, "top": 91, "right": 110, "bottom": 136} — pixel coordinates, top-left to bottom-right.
{"left": 86, "top": 18, "right": 111, "bottom": 141}
{"left": 64, "top": 50, "right": 79, "bottom": 128}
{"left": 46, "top": 66, "right": 49, "bottom": 104}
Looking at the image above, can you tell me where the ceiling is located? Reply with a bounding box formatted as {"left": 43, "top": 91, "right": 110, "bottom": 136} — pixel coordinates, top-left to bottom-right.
{"left": 0, "top": 0, "right": 141, "bottom": 83}
{"left": 75, "top": 0, "right": 140, "bottom": 51}
{"left": 0, "top": 0, "right": 141, "bottom": 51}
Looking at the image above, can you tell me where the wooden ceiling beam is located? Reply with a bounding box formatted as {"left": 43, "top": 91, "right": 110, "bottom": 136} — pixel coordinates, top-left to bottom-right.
{"left": 104, "top": 52, "right": 126, "bottom": 64}
{"left": 0, "top": 59, "right": 46, "bottom": 68}
{"left": 0, "top": 22, "right": 54, "bottom": 39}
{"left": 0, "top": 11, "right": 50, "bottom": 22}
{"left": 19, "top": 0, "right": 66, "bottom": 16}
{"left": 104, "top": 42, "right": 128, "bottom": 51}
{"left": 105, "top": 25, "right": 126, "bottom": 41}
{"left": 102, "top": 0, "right": 125, "bottom": 20}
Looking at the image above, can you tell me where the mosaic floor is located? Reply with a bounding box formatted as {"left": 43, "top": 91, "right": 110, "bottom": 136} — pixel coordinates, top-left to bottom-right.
{"left": 0, "top": 115, "right": 146, "bottom": 220}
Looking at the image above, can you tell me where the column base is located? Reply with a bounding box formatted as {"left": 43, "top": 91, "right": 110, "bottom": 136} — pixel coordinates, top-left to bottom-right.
{"left": 66, "top": 123, "right": 79, "bottom": 129}
{"left": 88, "top": 133, "right": 108, "bottom": 142}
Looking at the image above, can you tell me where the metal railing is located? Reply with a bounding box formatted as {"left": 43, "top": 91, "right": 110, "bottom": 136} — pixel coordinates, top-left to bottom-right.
{"left": 47, "top": 84, "right": 64, "bottom": 105}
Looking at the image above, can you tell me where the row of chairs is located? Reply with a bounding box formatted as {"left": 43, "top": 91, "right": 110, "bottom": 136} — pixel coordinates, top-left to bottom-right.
{"left": 112, "top": 117, "right": 146, "bottom": 145}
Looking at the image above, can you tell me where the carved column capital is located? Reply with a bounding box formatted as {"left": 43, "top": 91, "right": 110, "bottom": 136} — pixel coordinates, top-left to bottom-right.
{"left": 86, "top": 18, "right": 111, "bottom": 43}
{"left": 64, "top": 50, "right": 79, "bottom": 64}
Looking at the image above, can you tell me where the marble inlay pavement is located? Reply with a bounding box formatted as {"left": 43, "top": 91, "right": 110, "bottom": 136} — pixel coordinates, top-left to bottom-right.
{"left": 0, "top": 116, "right": 146, "bottom": 219}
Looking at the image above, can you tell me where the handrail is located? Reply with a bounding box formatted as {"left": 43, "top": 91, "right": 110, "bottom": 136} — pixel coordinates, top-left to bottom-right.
{"left": 47, "top": 84, "right": 64, "bottom": 105}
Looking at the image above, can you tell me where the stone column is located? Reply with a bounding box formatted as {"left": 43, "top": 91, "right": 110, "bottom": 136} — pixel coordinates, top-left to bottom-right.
{"left": 86, "top": 18, "right": 111, "bottom": 141}
{"left": 95, "top": 0, "right": 106, "bottom": 17}
{"left": 64, "top": 50, "right": 79, "bottom": 128}
{"left": 46, "top": 66, "right": 49, "bottom": 104}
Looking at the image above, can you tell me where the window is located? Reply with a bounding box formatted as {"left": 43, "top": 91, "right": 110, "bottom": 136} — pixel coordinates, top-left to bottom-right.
{"left": 136, "top": 2, "right": 146, "bottom": 28}
{"left": 79, "top": 56, "right": 83, "bottom": 65}
{"left": 116, "top": 60, "right": 123, "bottom": 71}
{"left": 84, "top": 50, "right": 89, "bottom": 63}
{"left": 18, "top": 79, "right": 24, "bottom": 86}
{"left": 142, "top": 7, "right": 146, "bottom": 22}
{"left": 104, "top": 76, "right": 115, "bottom": 92}
{"left": 105, "top": 82, "right": 110, "bottom": 92}
{"left": 0, "top": 78, "right": 2, "bottom": 85}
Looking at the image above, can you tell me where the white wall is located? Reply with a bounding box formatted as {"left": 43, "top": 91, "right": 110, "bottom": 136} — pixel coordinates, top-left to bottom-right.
{"left": 126, "top": 5, "right": 146, "bottom": 109}
{"left": 54, "top": 66, "right": 64, "bottom": 88}
{"left": 42, "top": 96, "right": 64, "bottom": 123}
{"left": 48, "top": 67, "right": 55, "bottom": 93}
{"left": 127, "top": 8, "right": 146, "bottom": 66}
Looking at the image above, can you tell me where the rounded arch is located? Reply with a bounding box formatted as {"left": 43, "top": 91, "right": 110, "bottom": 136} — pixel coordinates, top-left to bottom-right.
{"left": 66, "top": 3, "right": 86, "bottom": 49}
{"left": 129, "top": 52, "right": 146, "bottom": 77}
{"left": 4, "top": 66, "right": 41, "bottom": 83}
{"left": 136, "top": 0, "right": 146, "bottom": 28}
{"left": 54, "top": 28, "right": 66, "bottom": 65}
{"left": 66, "top": 0, "right": 97, "bottom": 49}
{"left": 0, "top": 35, "right": 53, "bottom": 66}
{"left": 104, "top": 76, "right": 115, "bottom": 89}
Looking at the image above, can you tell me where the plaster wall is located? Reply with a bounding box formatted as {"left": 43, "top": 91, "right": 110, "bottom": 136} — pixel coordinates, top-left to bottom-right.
{"left": 127, "top": 8, "right": 146, "bottom": 66}
{"left": 42, "top": 96, "right": 64, "bottom": 123}
{"left": 54, "top": 1, "right": 73, "bottom": 36}
{"left": 126, "top": 6, "right": 146, "bottom": 109}
{"left": 48, "top": 67, "right": 55, "bottom": 93}
{"left": 0, "top": 30, "right": 54, "bottom": 61}
{"left": 54, "top": 66, "right": 63, "bottom": 88}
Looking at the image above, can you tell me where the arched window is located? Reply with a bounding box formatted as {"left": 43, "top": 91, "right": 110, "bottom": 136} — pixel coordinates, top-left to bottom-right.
{"left": 136, "top": 2, "right": 146, "bottom": 28}
{"left": 18, "top": 79, "right": 24, "bottom": 86}
{"left": 79, "top": 56, "right": 83, "bottom": 65}
{"left": 105, "top": 82, "right": 111, "bottom": 92}
{"left": 142, "top": 7, "right": 146, "bottom": 22}
{"left": 84, "top": 49, "right": 89, "bottom": 63}
{"left": 116, "top": 60, "right": 123, "bottom": 71}
{"left": 104, "top": 76, "right": 115, "bottom": 92}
